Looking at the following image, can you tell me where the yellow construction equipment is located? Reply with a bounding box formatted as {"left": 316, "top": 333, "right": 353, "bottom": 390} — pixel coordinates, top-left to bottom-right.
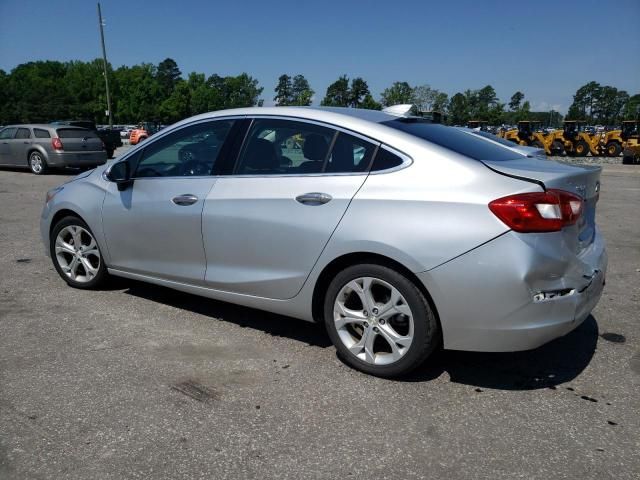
{"left": 561, "top": 121, "right": 600, "bottom": 156}
{"left": 500, "top": 121, "right": 561, "bottom": 156}
{"left": 598, "top": 120, "right": 640, "bottom": 157}
{"left": 622, "top": 143, "right": 640, "bottom": 165}
{"left": 621, "top": 120, "right": 639, "bottom": 148}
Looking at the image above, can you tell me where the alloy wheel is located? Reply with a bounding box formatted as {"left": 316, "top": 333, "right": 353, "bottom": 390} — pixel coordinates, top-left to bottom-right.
{"left": 30, "top": 153, "right": 43, "bottom": 173}
{"left": 333, "top": 276, "right": 414, "bottom": 365}
{"left": 54, "top": 225, "right": 101, "bottom": 283}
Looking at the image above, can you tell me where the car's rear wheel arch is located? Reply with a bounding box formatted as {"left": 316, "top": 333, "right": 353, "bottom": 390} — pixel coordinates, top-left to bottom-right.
{"left": 312, "top": 252, "right": 441, "bottom": 335}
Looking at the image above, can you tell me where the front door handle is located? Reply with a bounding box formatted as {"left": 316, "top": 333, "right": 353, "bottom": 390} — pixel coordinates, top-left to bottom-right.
{"left": 295, "top": 192, "right": 332, "bottom": 206}
{"left": 172, "top": 194, "right": 198, "bottom": 206}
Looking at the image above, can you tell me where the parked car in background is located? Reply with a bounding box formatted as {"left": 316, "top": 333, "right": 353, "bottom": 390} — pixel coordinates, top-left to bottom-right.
{"left": 40, "top": 106, "right": 606, "bottom": 377}
{"left": 50, "top": 120, "right": 122, "bottom": 158}
{"left": 0, "top": 124, "right": 107, "bottom": 174}
{"left": 120, "top": 126, "right": 137, "bottom": 139}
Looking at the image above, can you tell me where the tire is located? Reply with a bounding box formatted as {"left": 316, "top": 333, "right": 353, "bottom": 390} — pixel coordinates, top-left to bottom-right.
{"left": 138, "top": 136, "right": 147, "bottom": 143}
{"left": 323, "top": 263, "right": 439, "bottom": 377}
{"left": 50, "top": 216, "right": 108, "bottom": 289}
{"left": 532, "top": 140, "right": 544, "bottom": 148}
{"left": 575, "top": 140, "right": 589, "bottom": 156}
{"left": 622, "top": 155, "right": 632, "bottom": 165}
{"left": 605, "top": 141, "right": 622, "bottom": 157}
{"left": 551, "top": 140, "right": 565, "bottom": 156}
{"left": 29, "top": 151, "right": 48, "bottom": 175}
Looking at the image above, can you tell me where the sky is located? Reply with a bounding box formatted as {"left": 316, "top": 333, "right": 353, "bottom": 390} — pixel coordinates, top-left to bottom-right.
{"left": 1, "top": 0, "right": 639, "bottom": 113}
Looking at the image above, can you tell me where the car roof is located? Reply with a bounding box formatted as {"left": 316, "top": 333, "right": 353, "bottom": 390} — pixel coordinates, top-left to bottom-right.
{"left": 1, "top": 124, "right": 88, "bottom": 129}
{"left": 179, "top": 106, "right": 399, "bottom": 128}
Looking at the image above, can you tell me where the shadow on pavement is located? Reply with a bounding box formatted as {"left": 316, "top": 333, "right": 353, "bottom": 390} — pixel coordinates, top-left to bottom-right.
{"left": 119, "top": 278, "right": 333, "bottom": 348}
{"left": 402, "top": 315, "right": 599, "bottom": 390}
{"left": 116, "top": 278, "right": 599, "bottom": 390}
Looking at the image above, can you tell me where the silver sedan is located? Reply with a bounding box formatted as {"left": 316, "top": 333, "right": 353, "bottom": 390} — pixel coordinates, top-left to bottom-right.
{"left": 40, "top": 107, "right": 607, "bottom": 377}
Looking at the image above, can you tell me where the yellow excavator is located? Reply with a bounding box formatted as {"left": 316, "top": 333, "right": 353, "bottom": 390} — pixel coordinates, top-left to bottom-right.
{"left": 561, "top": 121, "right": 601, "bottom": 156}
{"left": 599, "top": 120, "right": 640, "bottom": 157}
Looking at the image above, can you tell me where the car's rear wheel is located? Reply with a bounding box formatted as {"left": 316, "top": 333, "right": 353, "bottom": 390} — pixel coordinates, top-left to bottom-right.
{"left": 324, "top": 263, "right": 439, "bottom": 377}
{"left": 29, "top": 151, "right": 48, "bottom": 175}
{"left": 50, "top": 216, "right": 107, "bottom": 289}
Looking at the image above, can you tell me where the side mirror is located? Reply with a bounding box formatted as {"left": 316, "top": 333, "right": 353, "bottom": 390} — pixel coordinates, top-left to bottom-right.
{"left": 107, "top": 160, "right": 133, "bottom": 191}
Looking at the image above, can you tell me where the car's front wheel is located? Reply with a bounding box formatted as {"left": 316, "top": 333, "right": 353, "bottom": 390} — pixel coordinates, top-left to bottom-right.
{"left": 324, "top": 264, "right": 439, "bottom": 377}
{"left": 50, "top": 216, "right": 107, "bottom": 289}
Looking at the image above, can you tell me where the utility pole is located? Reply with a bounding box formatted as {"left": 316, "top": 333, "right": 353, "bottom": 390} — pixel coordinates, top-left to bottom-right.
{"left": 97, "top": 2, "right": 113, "bottom": 129}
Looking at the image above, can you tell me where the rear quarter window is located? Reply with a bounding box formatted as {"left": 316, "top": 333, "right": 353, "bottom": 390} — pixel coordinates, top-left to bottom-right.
{"left": 383, "top": 119, "right": 520, "bottom": 161}
{"left": 34, "top": 128, "right": 51, "bottom": 138}
{"left": 370, "top": 147, "right": 404, "bottom": 171}
{"left": 57, "top": 128, "right": 99, "bottom": 139}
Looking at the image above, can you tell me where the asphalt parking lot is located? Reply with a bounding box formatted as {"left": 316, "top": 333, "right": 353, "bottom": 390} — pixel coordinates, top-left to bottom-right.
{"left": 0, "top": 158, "right": 638, "bottom": 479}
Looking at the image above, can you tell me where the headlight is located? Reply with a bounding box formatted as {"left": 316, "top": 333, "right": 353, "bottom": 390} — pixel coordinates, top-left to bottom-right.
{"left": 45, "top": 186, "right": 64, "bottom": 204}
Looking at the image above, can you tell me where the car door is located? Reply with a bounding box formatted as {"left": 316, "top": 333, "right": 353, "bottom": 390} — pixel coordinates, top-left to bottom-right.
{"left": 101, "top": 118, "right": 237, "bottom": 284}
{"left": 0, "top": 127, "right": 17, "bottom": 164}
{"left": 9, "top": 127, "right": 33, "bottom": 165}
{"left": 202, "top": 117, "right": 379, "bottom": 299}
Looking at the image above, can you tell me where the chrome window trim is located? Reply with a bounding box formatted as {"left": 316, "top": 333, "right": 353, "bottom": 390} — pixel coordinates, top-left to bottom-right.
{"left": 227, "top": 115, "right": 408, "bottom": 178}
{"left": 105, "top": 114, "right": 412, "bottom": 181}
{"left": 368, "top": 144, "right": 414, "bottom": 175}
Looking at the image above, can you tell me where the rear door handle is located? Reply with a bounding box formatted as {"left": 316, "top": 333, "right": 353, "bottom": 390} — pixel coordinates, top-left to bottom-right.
{"left": 295, "top": 192, "right": 332, "bottom": 206}
{"left": 172, "top": 194, "right": 198, "bottom": 206}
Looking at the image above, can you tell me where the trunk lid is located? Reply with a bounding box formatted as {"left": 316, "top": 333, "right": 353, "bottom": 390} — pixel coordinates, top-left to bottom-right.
{"left": 482, "top": 157, "right": 601, "bottom": 251}
{"left": 56, "top": 128, "right": 104, "bottom": 152}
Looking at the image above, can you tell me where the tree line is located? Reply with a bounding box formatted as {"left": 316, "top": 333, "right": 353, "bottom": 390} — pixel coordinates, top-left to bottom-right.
{"left": 0, "top": 57, "right": 638, "bottom": 127}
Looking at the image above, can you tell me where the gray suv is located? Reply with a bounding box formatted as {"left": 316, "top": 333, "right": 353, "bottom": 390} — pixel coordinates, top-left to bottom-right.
{"left": 0, "top": 124, "right": 107, "bottom": 174}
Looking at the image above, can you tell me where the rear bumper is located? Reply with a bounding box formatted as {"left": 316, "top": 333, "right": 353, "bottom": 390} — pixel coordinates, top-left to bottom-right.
{"left": 418, "top": 228, "right": 607, "bottom": 352}
{"left": 47, "top": 151, "right": 108, "bottom": 167}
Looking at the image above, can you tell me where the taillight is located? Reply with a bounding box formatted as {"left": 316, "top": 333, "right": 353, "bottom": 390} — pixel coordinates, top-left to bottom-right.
{"left": 489, "top": 189, "right": 583, "bottom": 233}
{"left": 52, "top": 137, "right": 63, "bottom": 150}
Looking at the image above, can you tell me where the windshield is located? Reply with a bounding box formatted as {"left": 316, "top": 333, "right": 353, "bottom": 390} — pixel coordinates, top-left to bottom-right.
{"left": 383, "top": 119, "right": 521, "bottom": 161}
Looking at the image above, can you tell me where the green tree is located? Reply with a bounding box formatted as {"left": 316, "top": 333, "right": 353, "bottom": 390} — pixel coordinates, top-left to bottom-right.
{"left": 274, "top": 74, "right": 293, "bottom": 106}
{"left": 567, "top": 81, "right": 601, "bottom": 120}
{"left": 380, "top": 81, "right": 414, "bottom": 106}
{"left": 291, "top": 74, "right": 314, "bottom": 106}
{"left": 349, "top": 77, "right": 370, "bottom": 108}
{"left": 509, "top": 91, "right": 524, "bottom": 111}
{"left": 321, "top": 75, "right": 350, "bottom": 106}
{"left": 158, "top": 80, "right": 191, "bottom": 123}
{"left": 156, "top": 58, "right": 182, "bottom": 96}
{"left": 623, "top": 94, "right": 640, "bottom": 120}
{"left": 448, "top": 92, "right": 468, "bottom": 125}
{"left": 361, "top": 94, "right": 382, "bottom": 110}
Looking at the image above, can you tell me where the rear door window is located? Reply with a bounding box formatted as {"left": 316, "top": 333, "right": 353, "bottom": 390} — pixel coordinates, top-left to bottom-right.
{"left": 15, "top": 128, "right": 31, "bottom": 139}
{"left": 57, "top": 128, "right": 99, "bottom": 139}
{"left": 235, "top": 119, "right": 336, "bottom": 175}
{"left": 383, "top": 119, "right": 520, "bottom": 161}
